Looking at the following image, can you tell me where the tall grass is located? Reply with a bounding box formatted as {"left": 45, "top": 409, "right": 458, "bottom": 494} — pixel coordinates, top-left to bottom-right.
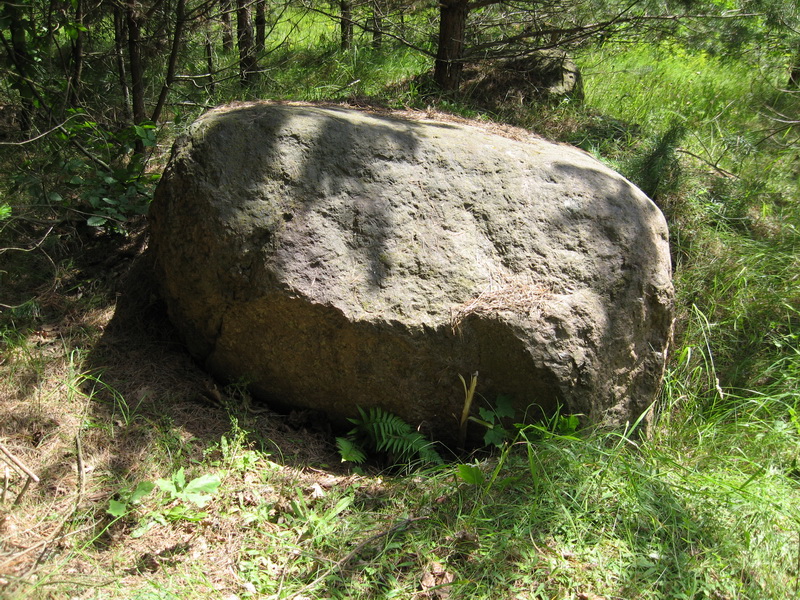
{"left": 577, "top": 42, "right": 799, "bottom": 399}
{"left": 186, "top": 9, "right": 433, "bottom": 107}
{"left": 3, "top": 21, "right": 799, "bottom": 599}
{"left": 579, "top": 44, "right": 798, "bottom": 211}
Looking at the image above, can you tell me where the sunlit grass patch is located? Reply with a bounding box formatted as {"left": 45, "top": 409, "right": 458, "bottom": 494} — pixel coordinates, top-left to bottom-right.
{"left": 2, "top": 20, "right": 800, "bottom": 600}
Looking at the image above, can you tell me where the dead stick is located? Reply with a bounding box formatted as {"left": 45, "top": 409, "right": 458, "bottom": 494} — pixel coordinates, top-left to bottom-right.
{"left": 289, "top": 515, "right": 429, "bottom": 598}
{"left": 0, "top": 442, "right": 40, "bottom": 482}
{"left": 12, "top": 434, "right": 86, "bottom": 583}
{"left": 13, "top": 477, "right": 33, "bottom": 506}
{"left": 0, "top": 523, "right": 96, "bottom": 570}
{"left": 75, "top": 434, "right": 85, "bottom": 509}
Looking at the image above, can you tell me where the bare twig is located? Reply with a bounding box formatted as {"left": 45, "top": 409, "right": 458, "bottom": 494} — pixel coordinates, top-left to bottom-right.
{"left": 0, "top": 225, "right": 58, "bottom": 311}
{"left": 0, "top": 442, "right": 40, "bottom": 507}
{"left": 75, "top": 434, "right": 85, "bottom": 510}
{"left": 2, "top": 430, "right": 91, "bottom": 593}
{"left": 0, "top": 444, "right": 37, "bottom": 481}
{"left": 285, "top": 515, "right": 429, "bottom": 599}
{"left": 676, "top": 148, "right": 739, "bottom": 179}
{"left": 14, "top": 477, "right": 34, "bottom": 506}
{"left": 0, "top": 32, "right": 111, "bottom": 172}
{"left": 0, "top": 114, "right": 86, "bottom": 146}
{"left": 2, "top": 465, "right": 8, "bottom": 503}
{"left": 0, "top": 523, "right": 97, "bottom": 571}
{"left": 0, "top": 225, "right": 54, "bottom": 256}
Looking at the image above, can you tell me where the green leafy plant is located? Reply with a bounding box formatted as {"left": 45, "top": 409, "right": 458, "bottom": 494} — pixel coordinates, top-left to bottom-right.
{"left": 288, "top": 488, "right": 354, "bottom": 537}
{"left": 70, "top": 161, "right": 159, "bottom": 230}
{"left": 457, "top": 371, "right": 517, "bottom": 448}
{"left": 336, "top": 406, "right": 442, "bottom": 467}
{"left": 55, "top": 115, "right": 160, "bottom": 230}
{"left": 155, "top": 467, "right": 221, "bottom": 508}
{"left": 471, "top": 395, "right": 516, "bottom": 447}
{"left": 518, "top": 406, "right": 581, "bottom": 443}
{"left": 127, "top": 468, "right": 221, "bottom": 538}
{"left": 336, "top": 436, "right": 367, "bottom": 464}
{"left": 107, "top": 481, "right": 156, "bottom": 518}
{"left": 456, "top": 462, "right": 486, "bottom": 486}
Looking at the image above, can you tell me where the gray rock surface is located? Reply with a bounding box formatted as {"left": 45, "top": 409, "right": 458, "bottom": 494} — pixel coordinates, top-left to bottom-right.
{"left": 148, "top": 102, "right": 673, "bottom": 442}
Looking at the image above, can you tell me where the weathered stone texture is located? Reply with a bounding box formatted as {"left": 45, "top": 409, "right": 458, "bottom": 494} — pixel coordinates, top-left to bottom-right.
{"left": 149, "top": 102, "right": 673, "bottom": 442}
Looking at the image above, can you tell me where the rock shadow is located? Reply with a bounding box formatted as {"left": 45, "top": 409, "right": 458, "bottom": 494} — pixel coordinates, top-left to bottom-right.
{"left": 81, "top": 253, "right": 345, "bottom": 482}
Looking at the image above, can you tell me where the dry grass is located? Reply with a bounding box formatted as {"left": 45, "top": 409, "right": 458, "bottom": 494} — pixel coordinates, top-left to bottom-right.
{"left": 0, "top": 226, "right": 351, "bottom": 598}
{"left": 450, "top": 274, "right": 553, "bottom": 334}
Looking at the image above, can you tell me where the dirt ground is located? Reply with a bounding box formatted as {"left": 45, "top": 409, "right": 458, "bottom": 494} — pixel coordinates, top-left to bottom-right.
{"left": 0, "top": 219, "right": 360, "bottom": 596}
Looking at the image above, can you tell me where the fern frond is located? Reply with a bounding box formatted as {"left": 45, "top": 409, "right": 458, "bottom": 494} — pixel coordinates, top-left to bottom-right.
{"left": 336, "top": 437, "right": 367, "bottom": 464}
{"left": 344, "top": 406, "right": 443, "bottom": 466}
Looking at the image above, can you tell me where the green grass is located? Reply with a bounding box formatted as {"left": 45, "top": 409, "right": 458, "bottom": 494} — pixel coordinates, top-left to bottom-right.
{"left": 2, "top": 20, "right": 800, "bottom": 600}
{"left": 575, "top": 42, "right": 800, "bottom": 400}
{"left": 2, "top": 314, "right": 798, "bottom": 599}
{"left": 176, "top": 8, "right": 433, "bottom": 108}
{"left": 578, "top": 44, "right": 798, "bottom": 205}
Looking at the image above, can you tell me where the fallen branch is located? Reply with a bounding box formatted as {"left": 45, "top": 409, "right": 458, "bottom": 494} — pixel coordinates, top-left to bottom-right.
{"left": 2, "top": 465, "right": 9, "bottom": 503}
{"left": 2, "top": 433, "right": 89, "bottom": 594}
{"left": 676, "top": 148, "right": 738, "bottom": 179}
{"left": 285, "top": 515, "right": 429, "bottom": 599}
{"left": 0, "top": 523, "right": 96, "bottom": 571}
{"left": 0, "top": 441, "right": 40, "bottom": 506}
{"left": 0, "top": 114, "right": 86, "bottom": 147}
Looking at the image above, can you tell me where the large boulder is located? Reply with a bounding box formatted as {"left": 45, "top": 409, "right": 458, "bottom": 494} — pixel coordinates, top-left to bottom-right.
{"left": 148, "top": 102, "right": 673, "bottom": 442}
{"left": 461, "top": 51, "right": 584, "bottom": 108}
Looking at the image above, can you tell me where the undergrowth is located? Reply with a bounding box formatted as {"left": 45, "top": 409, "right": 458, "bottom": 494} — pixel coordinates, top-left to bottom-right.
{"left": 1, "top": 21, "right": 799, "bottom": 600}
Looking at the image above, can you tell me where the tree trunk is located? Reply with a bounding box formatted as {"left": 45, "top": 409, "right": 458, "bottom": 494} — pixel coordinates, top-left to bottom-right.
{"left": 236, "top": 0, "right": 258, "bottom": 85}
{"left": 5, "top": 1, "right": 34, "bottom": 131}
{"left": 434, "top": 0, "right": 469, "bottom": 91}
{"left": 221, "top": 0, "right": 233, "bottom": 52}
{"left": 255, "top": 0, "right": 266, "bottom": 53}
{"left": 68, "top": 0, "right": 84, "bottom": 107}
{"left": 371, "top": 0, "right": 382, "bottom": 50}
{"left": 789, "top": 45, "right": 800, "bottom": 88}
{"left": 113, "top": 7, "right": 132, "bottom": 121}
{"left": 340, "top": 0, "right": 353, "bottom": 50}
{"left": 126, "top": 3, "right": 146, "bottom": 126}
{"left": 151, "top": 0, "right": 185, "bottom": 124}
{"left": 205, "top": 27, "right": 215, "bottom": 93}
{"left": 125, "top": 1, "right": 146, "bottom": 157}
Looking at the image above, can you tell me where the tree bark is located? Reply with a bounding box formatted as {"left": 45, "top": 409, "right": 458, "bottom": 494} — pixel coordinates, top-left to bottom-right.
{"left": 126, "top": 2, "right": 146, "bottom": 126}
{"left": 5, "top": 1, "right": 34, "bottom": 131}
{"left": 151, "top": 0, "right": 186, "bottom": 124}
{"left": 255, "top": 0, "right": 266, "bottom": 53}
{"left": 371, "top": 0, "right": 383, "bottom": 50}
{"left": 789, "top": 45, "right": 800, "bottom": 88}
{"left": 236, "top": 0, "right": 258, "bottom": 85}
{"left": 205, "top": 27, "right": 215, "bottom": 93}
{"left": 68, "top": 0, "right": 84, "bottom": 107}
{"left": 434, "top": 0, "right": 469, "bottom": 91}
{"left": 125, "top": 1, "right": 146, "bottom": 158}
{"left": 221, "top": 0, "right": 233, "bottom": 52}
{"left": 113, "top": 7, "right": 132, "bottom": 121}
{"left": 340, "top": 0, "right": 353, "bottom": 50}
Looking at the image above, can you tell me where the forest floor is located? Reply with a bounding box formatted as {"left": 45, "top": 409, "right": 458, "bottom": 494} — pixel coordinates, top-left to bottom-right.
{"left": 1, "top": 76, "right": 799, "bottom": 597}
{"left": 0, "top": 217, "right": 370, "bottom": 597}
